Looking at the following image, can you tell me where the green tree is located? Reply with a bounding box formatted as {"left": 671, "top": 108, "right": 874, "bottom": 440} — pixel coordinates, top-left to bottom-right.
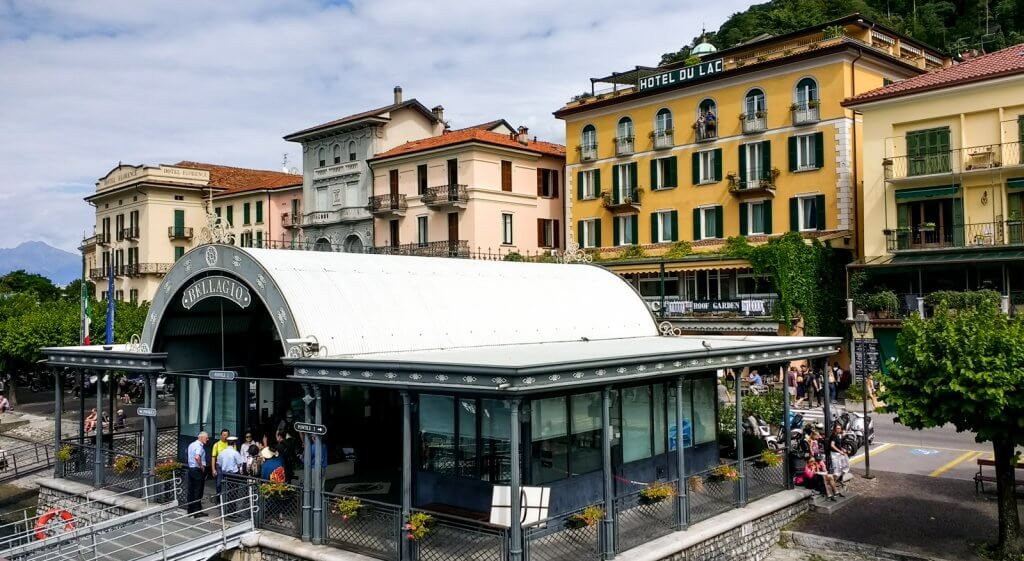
{"left": 62, "top": 279, "right": 95, "bottom": 302}
{"left": 0, "top": 299, "right": 79, "bottom": 372}
{"left": 89, "top": 300, "right": 150, "bottom": 344}
{"left": 882, "top": 296, "right": 1023, "bottom": 559}
{"left": 0, "top": 270, "right": 61, "bottom": 301}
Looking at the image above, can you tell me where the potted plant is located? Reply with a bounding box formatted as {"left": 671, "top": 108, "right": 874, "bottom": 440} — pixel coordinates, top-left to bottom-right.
{"left": 154, "top": 459, "right": 183, "bottom": 481}
{"left": 638, "top": 481, "right": 676, "bottom": 504}
{"left": 864, "top": 290, "right": 900, "bottom": 319}
{"left": 755, "top": 110, "right": 766, "bottom": 119}
{"left": 566, "top": 505, "right": 605, "bottom": 529}
{"left": 753, "top": 449, "right": 783, "bottom": 469}
{"left": 405, "top": 512, "right": 433, "bottom": 541}
{"left": 708, "top": 464, "right": 740, "bottom": 482}
{"left": 56, "top": 445, "right": 74, "bottom": 463}
{"left": 808, "top": 99, "right": 821, "bottom": 108}
{"left": 687, "top": 475, "right": 705, "bottom": 493}
{"left": 113, "top": 455, "right": 139, "bottom": 476}
{"left": 918, "top": 222, "right": 936, "bottom": 232}
{"left": 333, "top": 497, "right": 365, "bottom": 522}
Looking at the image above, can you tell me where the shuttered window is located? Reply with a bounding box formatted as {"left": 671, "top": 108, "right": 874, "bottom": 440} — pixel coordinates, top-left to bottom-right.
{"left": 576, "top": 170, "right": 600, "bottom": 200}
{"left": 789, "top": 132, "right": 824, "bottom": 171}
{"left": 694, "top": 206, "right": 723, "bottom": 240}
{"left": 578, "top": 219, "right": 602, "bottom": 248}
{"left": 613, "top": 215, "right": 638, "bottom": 246}
{"left": 906, "top": 127, "right": 951, "bottom": 176}
{"left": 502, "top": 160, "right": 513, "bottom": 192}
{"left": 651, "top": 157, "right": 678, "bottom": 190}
{"left": 651, "top": 210, "right": 678, "bottom": 243}
{"left": 790, "top": 194, "right": 827, "bottom": 231}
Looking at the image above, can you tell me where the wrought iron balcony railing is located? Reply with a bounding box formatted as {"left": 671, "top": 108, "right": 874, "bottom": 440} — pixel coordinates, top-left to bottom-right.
{"left": 741, "top": 113, "right": 767, "bottom": 134}
{"left": 791, "top": 102, "right": 820, "bottom": 125}
{"left": 883, "top": 220, "right": 1023, "bottom": 251}
{"left": 578, "top": 144, "right": 598, "bottom": 161}
{"left": 694, "top": 121, "right": 718, "bottom": 142}
{"left": 601, "top": 188, "right": 641, "bottom": 211}
{"left": 728, "top": 169, "right": 779, "bottom": 193}
{"left": 120, "top": 227, "right": 139, "bottom": 240}
{"left": 422, "top": 185, "right": 468, "bottom": 207}
{"left": 615, "top": 137, "right": 635, "bottom": 156}
{"left": 280, "top": 213, "right": 301, "bottom": 228}
{"left": 373, "top": 240, "right": 470, "bottom": 258}
{"left": 884, "top": 142, "right": 1023, "bottom": 180}
{"left": 368, "top": 194, "right": 408, "bottom": 214}
{"left": 168, "top": 226, "right": 193, "bottom": 240}
{"left": 89, "top": 267, "right": 106, "bottom": 280}
{"left": 652, "top": 130, "right": 674, "bottom": 149}
{"left": 302, "top": 208, "right": 368, "bottom": 225}
{"left": 96, "top": 232, "right": 111, "bottom": 245}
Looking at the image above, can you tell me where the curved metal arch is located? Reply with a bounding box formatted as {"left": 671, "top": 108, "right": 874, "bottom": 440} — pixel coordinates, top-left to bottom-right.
{"left": 140, "top": 244, "right": 301, "bottom": 356}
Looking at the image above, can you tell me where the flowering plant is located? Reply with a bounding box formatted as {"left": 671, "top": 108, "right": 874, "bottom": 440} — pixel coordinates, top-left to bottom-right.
{"left": 113, "top": 455, "right": 139, "bottom": 476}
{"left": 406, "top": 512, "right": 433, "bottom": 541}
{"left": 57, "top": 445, "right": 74, "bottom": 463}
{"left": 154, "top": 460, "right": 183, "bottom": 481}
{"left": 333, "top": 497, "right": 364, "bottom": 521}
{"left": 567, "top": 505, "right": 605, "bottom": 529}
{"left": 638, "top": 481, "right": 676, "bottom": 504}
{"left": 757, "top": 450, "right": 783, "bottom": 469}
{"left": 709, "top": 464, "right": 740, "bottom": 482}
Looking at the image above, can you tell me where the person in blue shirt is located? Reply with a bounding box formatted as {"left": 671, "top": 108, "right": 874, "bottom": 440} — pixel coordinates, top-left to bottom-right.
{"left": 260, "top": 444, "right": 284, "bottom": 481}
{"left": 186, "top": 432, "right": 210, "bottom": 516}
{"left": 309, "top": 437, "right": 328, "bottom": 470}
{"left": 748, "top": 369, "right": 764, "bottom": 387}
{"left": 216, "top": 437, "right": 243, "bottom": 510}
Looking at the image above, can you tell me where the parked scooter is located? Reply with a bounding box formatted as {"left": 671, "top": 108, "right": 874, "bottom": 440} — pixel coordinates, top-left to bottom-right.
{"left": 743, "top": 415, "right": 779, "bottom": 451}
{"left": 836, "top": 411, "right": 874, "bottom": 455}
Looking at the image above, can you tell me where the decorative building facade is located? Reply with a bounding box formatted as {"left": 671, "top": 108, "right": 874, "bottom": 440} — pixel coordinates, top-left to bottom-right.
{"left": 283, "top": 87, "right": 445, "bottom": 252}
{"left": 554, "top": 15, "right": 949, "bottom": 334}
{"left": 367, "top": 124, "right": 566, "bottom": 257}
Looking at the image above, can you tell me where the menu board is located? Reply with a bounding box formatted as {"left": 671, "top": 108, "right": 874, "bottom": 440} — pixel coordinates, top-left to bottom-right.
{"left": 854, "top": 338, "right": 880, "bottom": 381}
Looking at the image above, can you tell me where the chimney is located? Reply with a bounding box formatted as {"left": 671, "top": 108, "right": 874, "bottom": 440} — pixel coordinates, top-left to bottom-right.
{"left": 431, "top": 105, "right": 445, "bottom": 123}
{"left": 393, "top": 86, "right": 403, "bottom": 104}
{"left": 517, "top": 126, "right": 529, "bottom": 145}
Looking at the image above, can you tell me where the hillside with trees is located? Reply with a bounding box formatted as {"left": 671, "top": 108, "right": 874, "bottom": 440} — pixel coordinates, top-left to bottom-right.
{"left": 661, "top": 0, "right": 1024, "bottom": 65}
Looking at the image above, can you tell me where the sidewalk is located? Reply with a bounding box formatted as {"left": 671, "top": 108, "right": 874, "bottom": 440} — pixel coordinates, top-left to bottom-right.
{"left": 788, "top": 468, "right": 1002, "bottom": 560}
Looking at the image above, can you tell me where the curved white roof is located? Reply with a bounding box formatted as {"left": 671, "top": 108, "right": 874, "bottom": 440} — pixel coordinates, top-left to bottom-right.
{"left": 242, "top": 248, "right": 658, "bottom": 356}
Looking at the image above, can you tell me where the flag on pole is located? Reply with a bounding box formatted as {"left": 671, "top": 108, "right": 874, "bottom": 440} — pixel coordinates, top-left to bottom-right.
{"left": 105, "top": 259, "right": 115, "bottom": 345}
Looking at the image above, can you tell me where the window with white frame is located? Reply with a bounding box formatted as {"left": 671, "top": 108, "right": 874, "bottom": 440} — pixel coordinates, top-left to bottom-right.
{"left": 698, "top": 150, "right": 716, "bottom": 184}
{"left": 580, "top": 170, "right": 598, "bottom": 199}
{"left": 654, "top": 210, "right": 674, "bottom": 243}
{"left": 653, "top": 157, "right": 674, "bottom": 190}
{"left": 581, "top": 219, "right": 599, "bottom": 248}
{"left": 615, "top": 163, "right": 633, "bottom": 200}
{"left": 417, "top": 216, "right": 428, "bottom": 246}
{"left": 502, "top": 213, "right": 513, "bottom": 245}
{"left": 798, "top": 195, "right": 820, "bottom": 231}
{"left": 747, "top": 201, "right": 768, "bottom": 234}
{"left": 616, "top": 215, "right": 636, "bottom": 245}
{"left": 581, "top": 125, "right": 597, "bottom": 149}
{"left": 744, "top": 142, "right": 765, "bottom": 185}
{"left": 795, "top": 134, "right": 817, "bottom": 170}
{"left": 655, "top": 108, "right": 673, "bottom": 134}
{"left": 699, "top": 207, "right": 718, "bottom": 240}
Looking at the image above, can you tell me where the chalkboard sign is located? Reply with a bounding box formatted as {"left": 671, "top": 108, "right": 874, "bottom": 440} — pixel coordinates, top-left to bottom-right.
{"left": 854, "top": 338, "right": 880, "bottom": 381}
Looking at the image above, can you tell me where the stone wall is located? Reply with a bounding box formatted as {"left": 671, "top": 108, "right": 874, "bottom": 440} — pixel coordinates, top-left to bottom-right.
{"left": 35, "top": 477, "right": 149, "bottom": 525}
{"left": 663, "top": 502, "right": 807, "bottom": 561}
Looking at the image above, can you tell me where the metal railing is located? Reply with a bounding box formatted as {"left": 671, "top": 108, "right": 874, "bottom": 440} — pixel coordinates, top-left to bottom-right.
{"left": 601, "top": 188, "right": 641, "bottom": 209}
{"left": 411, "top": 508, "right": 509, "bottom": 561}
{"left": 281, "top": 212, "right": 301, "bottom": 228}
{"left": 741, "top": 113, "right": 767, "bottom": 134}
{"left": 167, "top": 226, "right": 193, "bottom": 240}
{"left": 422, "top": 185, "right": 468, "bottom": 206}
{"left": 652, "top": 131, "right": 674, "bottom": 149}
{"left": 729, "top": 169, "right": 777, "bottom": 192}
{"left": 614, "top": 137, "right": 634, "bottom": 156}
{"left": 369, "top": 194, "right": 408, "bottom": 214}
{"left": 694, "top": 121, "right": 718, "bottom": 142}
{"left": 744, "top": 456, "right": 787, "bottom": 503}
{"left": 791, "top": 103, "right": 820, "bottom": 125}
{"left": 375, "top": 240, "right": 471, "bottom": 258}
{"left": 523, "top": 505, "right": 602, "bottom": 561}
{"left": 96, "top": 233, "right": 111, "bottom": 245}
{"left": 261, "top": 239, "right": 563, "bottom": 261}
{"left": 0, "top": 441, "right": 54, "bottom": 483}
{"left": 686, "top": 461, "right": 741, "bottom": 524}
{"left": 223, "top": 474, "right": 302, "bottom": 538}
{"left": 119, "top": 227, "right": 139, "bottom": 240}
{"left": 647, "top": 296, "right": 778, "bottom": 318}
{"left": 121, "top": 262, "right": 174, "bottom": 276}
{"left": 614, "top": 481, "right": 678, "bottom": 553}
{"left": 323, "top": 493, "right": 400, "bottom": 561}
{"left": 579, "top": 144, "right": 598, "bottom": 161}
{"left": 883, "top": 220, "right": 1015, "bottom": 251}
{"left": 88, "top": 268, "right": 106, "bottom": 280}
{"left": 885, "top": 141, "right": 1023, "bottom": 180}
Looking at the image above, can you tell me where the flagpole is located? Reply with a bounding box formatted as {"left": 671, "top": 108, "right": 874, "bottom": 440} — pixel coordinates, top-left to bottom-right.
{"left": 80, "top": 244, "right": 86, "bottom": 346}
{"left": 106, "top": 258, "right": 114, "bottom": 345}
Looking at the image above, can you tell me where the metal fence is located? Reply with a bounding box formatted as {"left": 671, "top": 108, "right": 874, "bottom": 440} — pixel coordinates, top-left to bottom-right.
{"left": 614, "top": 482, "right": 678, "bottom": 553}
{"left": 412, "top": 509, "right": 509, "bottom": 561}
{"left": 686, "top": 462, "right": 741, "bottom": 524}
{"left": 59, "top": 442, "right": 95, "bottom": 486}
{"left": 323, "top": 493, "right": 401, "bottom": 561}
{"left": 744, "top": 456, "right": 787, "bottom": 503}
{"left": 0, "top": 441, "right": 54, "bottom": 483}
{"left": 227, "top": 475, "right": 303, "bottom": 538}
{"left": 523, "top": 505, "right": 602, "bottom": 561}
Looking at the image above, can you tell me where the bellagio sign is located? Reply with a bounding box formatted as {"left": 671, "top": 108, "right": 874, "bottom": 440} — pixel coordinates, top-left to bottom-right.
{"left": 181, "top": 275, "right": 252, "bottom": 310}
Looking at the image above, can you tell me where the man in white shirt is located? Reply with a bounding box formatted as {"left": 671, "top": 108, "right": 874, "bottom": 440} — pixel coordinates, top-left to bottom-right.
{"left": 216, "top": 437, "right": 243, "bottom": 509}
{"left": 186, "top": 432, "right": 209, "bottom": 516}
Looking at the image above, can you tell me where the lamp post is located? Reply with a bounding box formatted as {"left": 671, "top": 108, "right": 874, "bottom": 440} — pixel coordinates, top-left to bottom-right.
{"left": 853, "top": 310, "right": 874, "bottom": 480}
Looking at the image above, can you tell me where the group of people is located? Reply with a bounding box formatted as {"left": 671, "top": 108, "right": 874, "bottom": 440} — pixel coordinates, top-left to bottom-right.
{"left": 694, "top": 108, "right": 718, "bottom": 138}
{"left": 784, "top": 362, "right": 851, "bottom": 408}
{"left": 83, "top": 407, "right": 128, "bottom": 433}
{"left": 792, "top": 423, "right": 852, "bottom": 501}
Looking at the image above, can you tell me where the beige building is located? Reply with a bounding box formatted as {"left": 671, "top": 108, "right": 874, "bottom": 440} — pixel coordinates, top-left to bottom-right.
{"left": 367, "top": 124, "right": 566, "bottom": 256}
{"left": 83, "top": 162, "right": 301, "bottom": 303}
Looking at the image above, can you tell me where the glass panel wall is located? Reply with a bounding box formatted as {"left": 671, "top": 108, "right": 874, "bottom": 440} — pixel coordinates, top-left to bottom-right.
{"left": 531, "top": 396, "right": 568, "bottom": 484}
{"left": 692, "top": 378, "right": 717, "bottom": 445}
{"left": 481, "top": 399, "right": 511, "bottom": 483}
{"left": 420, "top": 394, "right": 455, "bottom": 474}
{"left": 570, "top": 392, "right": 602, "bottom": 475}
{"left": 458, "top": 399, "right": 477, "bottom": 478}
{"left": 621, "top": 386, "right": 653, "bottom": 463}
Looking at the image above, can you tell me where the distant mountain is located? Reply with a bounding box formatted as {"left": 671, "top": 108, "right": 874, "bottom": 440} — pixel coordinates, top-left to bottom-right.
{"left": 0, "top": 241, "right": 80, "bottom": 286}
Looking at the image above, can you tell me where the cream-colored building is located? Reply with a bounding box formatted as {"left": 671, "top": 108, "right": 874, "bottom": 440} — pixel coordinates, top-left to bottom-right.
{"left": 83, "top": 162, "right": 301, "bottom": 303}
{"left": 367, "top": 124, "right": 565, "bottom": 256}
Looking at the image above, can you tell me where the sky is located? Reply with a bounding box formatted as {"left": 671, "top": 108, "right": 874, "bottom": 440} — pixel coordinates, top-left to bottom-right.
{"left": 0, "top": 0, "right": 750, "bottom": 252}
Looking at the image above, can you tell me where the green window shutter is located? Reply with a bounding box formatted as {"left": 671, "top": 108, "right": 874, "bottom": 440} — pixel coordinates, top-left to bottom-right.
{"left": 789, "top": 197, "right": 799, "bottom": 231}
{"left": 629, "top": 163, "right": 638, "bottom": 196}
{"left": 764, "top": 200, "right": 773, "bottom": 235}
{"left": 739, "top": 203, "right": 749, "bottom": 236}
{"left": 788, "top": 136, "right": 798, "bottom": 172}
{"left": 173, "top": 209, "right": 184, "bottom": 230}
{"left": 577, "top": 221, "right": 584, "bottom": 247}
{"left": 226, "top": 206, "right": 233, "bottom": 226}
{"left": 1010, "top": 193, "right": 1023, "bottom": 220}
{"left": 594, "top": 169, "right": 601, "bottom": 196}
{"left": 815, "top": 193, "right": 826, "bottom": 230}
{"left": 650, "top": 213, "right": 659, "bottom": 242}
{"left": 594, "top": 219, "right": 602, "bottom": 248}
{"left": 713, "top": 149, "right": 722, "bottom": 182}
{"left": 691, "top": 152, "right": 700, "bottom": 185}
{"left": 612, "top": 166, "right": 620, "bottom": 203}
{"left": 670, "top": 210, "right": 679, "bottom": 241}
{"left": 668, "top": 156, "right": 678, "bottom": 188}
{"left": 174, "top": 247, "right": 184, "bottom": 261}
{"left": 761, "top": 140, "right": 772, "bottom": 176}
{"left": 243, "top": 203, "right": 250, "bottom": 225}
{"left": 814, "top": 132, "right": 824, "bottom": 169}
{"left": 739, "top": 145, "right": 747, "bottom": 184}
{"left": 256, "top": 230, "right": 263, "bottom": 247}
{"left": 613, "top": 217, "right": 621, "bottom": 245}
{"left": 650, "top": 159, "right": 658, "bottom": 189}
{"left": 952, "top": 197, "right": 965, "bottom": 246}
{"left": 692, "top": 208, "right": 701, "bottom": 240}
{"left": 256, "top": 201, "right": 263, "bottom": 223}
{"left": 714, "top": 206, "right": 724, "bottom": 238}
{"left": 576, "top": 171, "right": 584, "bottom": 200}
{"left": 630, "top": 215, "right": 639, "bottom": 245}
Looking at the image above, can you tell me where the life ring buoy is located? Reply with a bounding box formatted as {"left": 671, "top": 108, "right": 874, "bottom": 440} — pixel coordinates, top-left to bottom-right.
{"left": 34, "top": 508, "right": 74, "bottom": 540}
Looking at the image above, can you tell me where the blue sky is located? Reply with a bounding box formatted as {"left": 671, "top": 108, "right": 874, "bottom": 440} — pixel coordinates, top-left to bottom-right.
{"left": 0, "top": 0, "right": 749, "bottom": 252}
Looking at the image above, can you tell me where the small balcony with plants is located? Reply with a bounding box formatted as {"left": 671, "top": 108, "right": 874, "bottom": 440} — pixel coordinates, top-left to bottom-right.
{"left": 790, "top": 101, "right": 820, "bottom": 125}
{"left": 740, "top": 112, "right": 767, "bottom": 134}
{"left": 368, "top": 193, "right": 408, "bottom": 217}
{"left": 614, "top": 136, "right": 635, "bottom": 156}
{"left": 651, "top": 129, "right": 674, "bottom": 150}
{"left": 168, "top": 226, "right": 193, "bottom": 240}
{"left": 577, "top": 143, "right": 598, "bottom": 162}
{"left": 120, "top": 227, "right": 139, "bottom": 241}
{"left": 727, "top": 168, "right": 780, "bottom": 196}
{"left": 693, "top": 119, "right": 718, "bottom": 142}
{"left": 601, "top": 187, "right": 642, "bottom": 212}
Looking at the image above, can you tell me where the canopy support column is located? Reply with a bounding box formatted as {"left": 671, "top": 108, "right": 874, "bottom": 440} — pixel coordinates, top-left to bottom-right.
{"left": 312, "top": 385, "right": 324, "bottom": 545}
{"left": 600, "top": 386, "right": 615, "bottom": 560}
{"left": 142, "top": 373, "right": 152, "bottom": 498}
{"left": 94, "top": 370, "right": 104, "bottom": 488}
{"left": 301, "top": 383, "right": 312, "bottom": 542}
{"left": 822, "top": 358, "right": 833, "bottom": 474}
{"left": 734, "top": 369, "right": 746, "bottom": 506}
{"left": 781, "top": 364, "right": 793, "bottom": 489}
{"left": 400, "top": 391, "right": 412, "bottom": 561}
{"left": 508, "top": 397, "right": 523, "bottom": 561}
{"left": 78, "top": 370, "right": 85, "bottom": 445}
{"left": 674, "top": 376, "right": 688, "bottom": 529}
{"left": 54, "top": 368, "right": 63, "bottom": 478}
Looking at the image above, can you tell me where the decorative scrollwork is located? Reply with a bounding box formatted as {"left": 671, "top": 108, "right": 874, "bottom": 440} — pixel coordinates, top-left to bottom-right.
{"left": 199, "top": 208, "right": 235, "bottom": 246}
{"left": 558, "top": 238, "right": 594, "bottom": 264}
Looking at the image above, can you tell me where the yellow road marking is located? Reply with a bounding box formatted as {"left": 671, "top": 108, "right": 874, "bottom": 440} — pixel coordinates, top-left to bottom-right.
{"left": 849, "top": 442, "right": 894, "bottom": 465}
{"left": 930, "top": 450, "right": 983, "bottom": 477}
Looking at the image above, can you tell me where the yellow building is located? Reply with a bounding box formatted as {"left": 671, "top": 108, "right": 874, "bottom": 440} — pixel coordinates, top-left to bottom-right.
{"left": 844, "top": 44, "right": 1024, "bottom": 336}
{"left": 554, "top": 15, "right": 948, "bottom": 334}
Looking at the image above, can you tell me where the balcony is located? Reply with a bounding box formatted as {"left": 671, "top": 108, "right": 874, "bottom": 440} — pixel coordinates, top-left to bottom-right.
{"left": 884, "top": 142, "right": 1023, "bottom": 182}
{"left": 740, "top": 113, "right": 767, "bottom": 134}
{"left": 96, "top": 232, "right": 111, "bottom": 246}
{"left": 168, "top": 226, "right": 193, "bottom": 240}
{"left": 89, "top": 267, "right": 106, "bottom": 280}
{"left": 374, "top": 240, "right": 470, "bottom": 258}
{"left": 646, "top": 296, "right": 778, "bottom": 318}
{"left": 791, "top": 102, "right": 820, "bottom": 125}
{"left": 312, "top": 161, "right": 363, "bottom": 181}
{"left": 302, "top": 207, "right": 369, "bottom": 226}
{"left": 368, "top": 194, "right": 408, "bottom": 217}
{"left": 652, "top": 130, "right": 674, "bottom": 150}
{"left": 422, "top": 185, "right": 468, "bottom": 208}
{"left": 694, "top": 121, "right": 718, "bottom": 142}
{"left": 728, "top": 168, "right": 779, "bottom": 195}
{"left": 280, "top": 213, "right": 301, "bottom": 229}
{"left": 883, "top": 220, "right": 1023, "bottom": 251}
{"left": 578, "top": 144, "right": 598, "bottom": 162}
{"left": 614, "top": 137, "right": 634, "bottom": 156}
{"left": 120, "top": 227, "right": 139, "bottom": 240}
{"left": 80, "top": 235, "right": 98, "bottom": 250}
{"left": 601, "top": 188, "right": 641, "bottom": 212}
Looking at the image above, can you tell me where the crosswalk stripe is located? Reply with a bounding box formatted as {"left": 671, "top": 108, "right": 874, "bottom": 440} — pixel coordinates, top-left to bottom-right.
{"left": 849, "top": 442, "right": 893, "bottom": 465}
{"left": 930, "top": 450, "right": 983, "bottom": 477}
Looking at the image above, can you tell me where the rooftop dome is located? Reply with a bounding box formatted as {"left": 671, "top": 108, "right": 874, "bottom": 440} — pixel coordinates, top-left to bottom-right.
{"left": 692, "top": 41, "right": 718, "bottom": 56}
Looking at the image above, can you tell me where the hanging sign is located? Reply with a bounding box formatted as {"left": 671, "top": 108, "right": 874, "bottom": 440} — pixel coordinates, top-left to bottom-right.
{"left": 294, "top": 422, "right": 327, "bottom": 435}
{"left": 136, "top": 407, "right": 157, "bottom": 417}
{"left": 209, "top": 370, "right": 237, "bottom": 381}
{"left": 181, "top": 275, "right": 251, "bottom": 310}
{"left": 637, "top": 59, "right": 724, "bottom": 92}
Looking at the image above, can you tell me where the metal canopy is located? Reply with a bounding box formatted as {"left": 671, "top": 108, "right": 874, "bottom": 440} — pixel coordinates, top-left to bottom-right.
{"left": 850, "top": 247, "right": 1024, "bottom": 269}
{"left": 42, "top": 345, "right": 166, "bottom": 372}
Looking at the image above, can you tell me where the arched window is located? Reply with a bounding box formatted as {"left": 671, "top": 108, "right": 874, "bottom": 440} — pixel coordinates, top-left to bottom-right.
{"left": 317, "top": 147, "right": 326, "bottom": 167}
{"left": 332, "top": 144, "right": 341, "bottom": 165}
{"left": 696, "top": 99, "right": 718, "bottom": 140}
{"left": 581, "top": 124, "right": 597, "bottom": 148}
{"left": 744, "top": 88, "right": 766, "bottom": 117}
{"left": 795, "top": 78, "right": 818, "bottom": 106}
{"left": 654, "top": 108, "right": 673, "bottom": 134}
{"left": 617, "top": 117, "right": 634, "bottom": 140}
{"left": 348, "top": 141, "right": 357, "bottom": 161}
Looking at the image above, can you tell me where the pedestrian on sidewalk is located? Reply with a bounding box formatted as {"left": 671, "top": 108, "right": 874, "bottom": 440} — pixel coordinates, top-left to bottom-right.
{"left": 211, "top": 429, "right": 230, "bottom": 499}
{"left": 786, "top": 367, "right": 799, "bottom": 403}
{"left": 216, "top": 437, "right": 242, "bottom": 511}
{"left": 0, "top": 393, "right": 12, "bottom": 413}
{"left": 187, "top": 431, "right": 209, "bottom": 517}
{"left": 84, "top": 408, "right": 98, "bottom": 433}
{"left": 829, "top": 425, "right": 850, "bottom": 478}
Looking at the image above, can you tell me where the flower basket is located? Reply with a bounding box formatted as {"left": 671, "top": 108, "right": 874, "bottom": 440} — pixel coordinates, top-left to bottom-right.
{"left": 154, "top": 460, "right": 183, "bottom": 481}
{"left": 566, "top": 505, "right": 605, "bottom": 529}
{"left": 260, "top": 481, "right": 293, "bottom": 499}
{"left": 918, "top": 222, "right": 936, "bottom": 232}
{"left": 56, "top": 445, "right": 74, "bottom": 463}
{"left": 113, "top": 455, "right": 139, "bottom": 476}
{"left": 406, "top": 512, "right": 433, "bottom": 541}
{"left": 332, "top": 497, "right": 365, "bottom": 522}
{"left": 708, "top": 464, "right": 740, "bottom": 482}
{"left": 638, "top": 481, "right": 676, "bottom": 505}
{"left": 754, "top": 450, "right": 783, "bottom": 469}
{"left": 687, "top": 475, "right": 705, "bottom": 493}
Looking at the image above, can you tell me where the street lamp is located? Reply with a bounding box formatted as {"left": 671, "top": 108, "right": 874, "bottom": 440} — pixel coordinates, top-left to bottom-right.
{"left": 853, "top": 310, "right": 874, "bottom": 479}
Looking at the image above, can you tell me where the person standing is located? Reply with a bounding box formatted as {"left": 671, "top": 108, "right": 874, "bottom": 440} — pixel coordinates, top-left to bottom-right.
{"left": 239, "top": 433, "right": 255, "bottom": 475}
{"left": 187, "top": 432, "right": 210, "bottom": 516}
{"left": 216, "top": 437, "right": 243, "bottom": 508}
{"left": 210, "top": 429, "right": 230, "bottom": 499}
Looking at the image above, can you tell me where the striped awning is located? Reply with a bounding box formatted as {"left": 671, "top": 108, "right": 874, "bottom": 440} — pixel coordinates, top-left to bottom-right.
{"left": 602, "top": 258, "right": 753, "bottom": 276}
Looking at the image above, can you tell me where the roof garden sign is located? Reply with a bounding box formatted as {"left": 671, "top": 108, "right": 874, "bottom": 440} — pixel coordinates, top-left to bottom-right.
{"left": 637, "top": 59, "right": 724, "bottom": 92}
{"left": 181, "top": 275, "right": 252, "bottom": 310}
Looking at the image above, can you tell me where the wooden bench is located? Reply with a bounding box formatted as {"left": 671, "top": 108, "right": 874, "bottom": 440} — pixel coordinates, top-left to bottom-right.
{"left": 973, "top": 458, "right": 1024, "bottom": 494}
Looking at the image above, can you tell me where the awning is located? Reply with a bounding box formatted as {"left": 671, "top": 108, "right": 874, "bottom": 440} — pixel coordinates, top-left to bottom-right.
{"left": 1007, "top": 178, "right": 1024, "bottom": 191}
{"left": 602, "top": 258, "right": 753, "bottom": 275}
{"left": 893, "top": 184, "right": 959, "bottom": 201}
{"left": 849, "top": 247, "right": 1024, "bottom": 269}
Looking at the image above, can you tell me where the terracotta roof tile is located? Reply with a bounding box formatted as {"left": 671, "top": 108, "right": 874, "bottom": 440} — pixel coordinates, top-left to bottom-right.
{"left": 370, "top": 129, "right": 566, "bottom": 161}
{"left": 174, "top": 161, "right": 302, "bottom": 196}
{"left": 283, "top": 99, "right": 439, "bottom": 140}
{"left": 844, "top": 43, "right": 1024, "bottom": 105}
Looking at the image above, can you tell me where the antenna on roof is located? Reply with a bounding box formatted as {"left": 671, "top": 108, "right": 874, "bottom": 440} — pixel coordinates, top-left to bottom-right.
{"left": 282, "top": 153, "right": 289, "bottom": 173}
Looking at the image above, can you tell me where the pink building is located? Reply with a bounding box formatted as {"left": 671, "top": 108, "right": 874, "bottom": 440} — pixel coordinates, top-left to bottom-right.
{"left": 368, "top": 123, "right": 566, "bottom": 257}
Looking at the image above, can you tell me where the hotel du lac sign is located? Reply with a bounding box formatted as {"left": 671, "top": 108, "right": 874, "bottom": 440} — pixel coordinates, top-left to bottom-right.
{"left": 637, "top": 59, "right": 724, "bottom": 92}
{"left": 181, "top": 275, "right": 252, "bottom": 310}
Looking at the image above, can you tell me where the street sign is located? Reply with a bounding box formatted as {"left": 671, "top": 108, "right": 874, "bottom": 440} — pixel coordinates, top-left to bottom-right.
{"left": 136, "top": 407, "right": 157, "bottom": 417}
{"left": 294, "top": 422, "right": 327, "bottom": 435}
{"left": 209, "top": 370, "right": 237, "bottom": 381}
{"left": 853, "top": 338, "right": 880, "bottom": 380}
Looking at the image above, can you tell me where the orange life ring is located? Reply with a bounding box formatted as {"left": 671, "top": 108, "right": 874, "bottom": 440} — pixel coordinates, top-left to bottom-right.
{"left": 34, "top": 508, "right": 74, "bottom": 540}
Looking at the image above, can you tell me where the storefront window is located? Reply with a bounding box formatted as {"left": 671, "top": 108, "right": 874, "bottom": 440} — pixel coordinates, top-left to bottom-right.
{"left": 570, "top": 392, "right": 602, "bottom": 475}
{"left": 653, "top": 384, "right": 666, "bottom": 455}
{"left": 621, "top": 385, "right": 652, "bottom": 463}
{"left": 692, "top": 378, "right": 717, "bottom": 445}
{"left": 212, "top": 380, "right": 237, "bottom": 436}
{"left": 419, "top": 394, "right": 455, "bottom": 474}
{"left": 481, "top": 399, "right": 510, "bottom": 483}
{"left": 668, "top": 381, "right": 694, "bottom": 450}
{"left": 531, "top": 396, "right": 568, "bottom": 484}
{"left": 458, "top": 399, "right": 477, "bottom": 478}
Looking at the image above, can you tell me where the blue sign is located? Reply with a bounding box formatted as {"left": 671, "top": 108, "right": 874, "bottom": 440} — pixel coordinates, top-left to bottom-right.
{"left": 638, "top": 59, "right": 724, "bottom": 92}
{"left": 668, "top": 420, "right": 693, "bottom": 452}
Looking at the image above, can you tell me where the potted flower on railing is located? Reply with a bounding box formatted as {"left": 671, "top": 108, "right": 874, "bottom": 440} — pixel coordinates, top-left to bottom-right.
{"left": 638, "top": 481, "right": 676, "bottom": 505}
{"left": 153, "top": 460, "right": 183, "bottom": 502}
{"left": 708, "top": 464, "right": 740, "bottom": 483}
{"left": 332, "top": 497, "right": 365, "bottom": 522}
{"left": 753, "top": 449, "right": 783, "bottom": 469}
{"left": 687, "top": 475, "right": 705, "bottom": 493}
{"left": 918, "top": 222, "right": 936, "bottom": 233}
{"left": 113, "top": 455, "right": 139, "bottom": 476}
{"left": 405, "top": 512, "right": 433, "bottom": 541}
{"left": 566, "top": 505, "right": 605, "bottom": 529}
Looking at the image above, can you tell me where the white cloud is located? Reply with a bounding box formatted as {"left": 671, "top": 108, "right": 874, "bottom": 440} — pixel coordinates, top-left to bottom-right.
{"left": 0, "top": 0, "right": 749, "bottom": 252}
